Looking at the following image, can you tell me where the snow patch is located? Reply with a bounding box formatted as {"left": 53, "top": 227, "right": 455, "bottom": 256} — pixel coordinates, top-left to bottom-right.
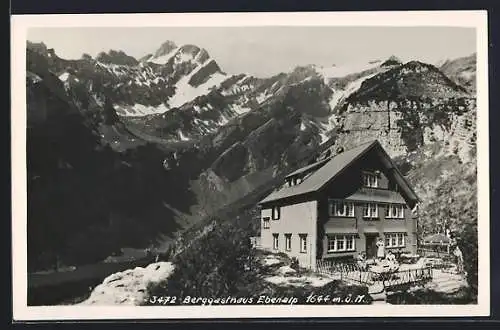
{"left": 318, "top": 61, "right": 381, "bottom": 79}
{"left": 177, "top": 130, "right": 190, "bottom": 141}
{"left": 175, "top": 51, "right": 196, "bottom": 64}
{"left": 149, "top": 47, "right": 179, "bottom": 65}
{"left": 58, "top": 72, "right": 70, "bottom": 82}
{"left": 167, "top": 64, "right": 227, "bottom": 108}
{"left": 256, "top": 92, "right": 272, "bottom": 104}
{"left": 328, "top": 72, "right": 380, "bottom": 111}
{"left": 115, "top": 103, "right": 170, "bottom": 116}
{"left": 217, "top": 114, "right": 229, "bottom": 126}
{"left": 231, "top": 104, "right": 251, "bottom": 116}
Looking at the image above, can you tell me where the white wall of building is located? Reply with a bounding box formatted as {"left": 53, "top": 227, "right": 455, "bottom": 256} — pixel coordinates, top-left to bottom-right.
{"left": 260, "top": 200, "right": 317, "bottom": 269}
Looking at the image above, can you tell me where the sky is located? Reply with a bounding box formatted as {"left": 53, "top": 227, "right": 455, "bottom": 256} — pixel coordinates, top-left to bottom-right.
{"left": 27, "top": 26, "right": 476, "bottom": 78}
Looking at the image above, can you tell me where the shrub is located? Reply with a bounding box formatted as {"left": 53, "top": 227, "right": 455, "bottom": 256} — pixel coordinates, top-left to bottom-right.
{"left": 146, "top": 220, "right": 261, "bottom": 301}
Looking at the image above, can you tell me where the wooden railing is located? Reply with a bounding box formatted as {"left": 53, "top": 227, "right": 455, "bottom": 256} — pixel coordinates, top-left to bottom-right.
{"left": 316, "top": 259, "right": 433, "bottom": 290}
{"left": 417, "top": 248, "right": 452, "bottom": 259}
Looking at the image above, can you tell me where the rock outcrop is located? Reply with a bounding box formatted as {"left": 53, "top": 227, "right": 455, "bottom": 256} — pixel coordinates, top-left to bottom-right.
{"left": 78, "top": 262, "right": 174, "bottom": 305}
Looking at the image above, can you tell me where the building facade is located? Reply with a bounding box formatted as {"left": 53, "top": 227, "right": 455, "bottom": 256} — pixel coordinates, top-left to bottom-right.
{"left": 258, "top": 140, "right": 419, "bottom": 269}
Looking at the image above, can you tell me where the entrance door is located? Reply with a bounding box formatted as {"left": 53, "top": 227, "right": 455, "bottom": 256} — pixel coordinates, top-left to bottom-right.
{"left": 365, "top": 234, "right": 379, "bottom": 258}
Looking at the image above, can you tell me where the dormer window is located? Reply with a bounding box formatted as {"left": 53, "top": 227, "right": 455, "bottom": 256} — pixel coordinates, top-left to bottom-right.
{"left": 363, "top": 172, "right": 379, "bottom": 188}
{"left": 287, "top": 176, "right": 303, "bottom": 187}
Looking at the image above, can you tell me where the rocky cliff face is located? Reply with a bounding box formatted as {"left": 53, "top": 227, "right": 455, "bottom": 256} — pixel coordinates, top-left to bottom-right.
{"left": 328, "top": 61, "right": 476, "bottom": 163}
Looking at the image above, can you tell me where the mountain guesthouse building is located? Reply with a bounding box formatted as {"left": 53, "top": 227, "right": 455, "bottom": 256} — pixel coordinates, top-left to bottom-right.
{"left": 258, "top": 140, "right": 420, "bottom": 270}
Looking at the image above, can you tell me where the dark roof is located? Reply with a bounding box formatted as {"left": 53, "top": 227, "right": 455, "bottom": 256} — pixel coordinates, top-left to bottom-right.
{"left": 285, "top": 157, "right": 332, "bottom": 178}
{"left": 345, "top": 191, "right": 406, "bottom": 204}
{"left": 324, "top": 226, "right": 359, "bottom": 234}
{"left": 259, "top": 140, "right": 420, "bottom": 205}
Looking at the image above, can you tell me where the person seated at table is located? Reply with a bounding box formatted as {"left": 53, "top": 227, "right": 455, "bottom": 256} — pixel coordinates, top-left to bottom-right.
{"left": 386, "top": 250, "right": 397, "bottom": 262}
{"left": 356, "top": 252, "right": 367, "bottom": 270}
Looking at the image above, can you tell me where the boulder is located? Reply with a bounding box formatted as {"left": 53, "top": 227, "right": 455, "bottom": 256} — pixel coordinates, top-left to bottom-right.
{"left": 78, "top": 262, "right": 174, "bottom": 306}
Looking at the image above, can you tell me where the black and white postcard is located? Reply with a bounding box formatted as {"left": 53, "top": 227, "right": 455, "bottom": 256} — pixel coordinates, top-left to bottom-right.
{"left": 11, "top": 10, "right": 490, "bottom": 320}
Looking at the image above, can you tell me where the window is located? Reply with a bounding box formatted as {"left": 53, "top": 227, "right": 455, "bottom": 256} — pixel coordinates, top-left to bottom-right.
{"left": 346, "top": 236, "right": 354, "bottom": 250}
{"left": 389, "top": 181, "right": 399, "bottom": 192}
{"left": 385, "top": 233, "right": 405, "bottom": 248}
{"left": 285, "top": 234, "right": 292, "bottom": 251}
{"left": 363, "top": 203, "right": 378, "bottom": 218}
{"left": 272, "top": 206, "right": 280, "bottom": 220}
{"left": 272, "top": 234, "right": 279, "bottom": 250}
{"left": 299, "top": 234, "right": 307, "bottom": 253}
{"left": 330, "top": 201, "right": 355, "bottom": 217}
{"left": 397, "top": 234, "right": 404, "bottom": 246}
{"left": 363, "top": 172, "right": 379, "bottom": 188}
{"left": 385, "top": 204, "right": 404, "bottom": 219}
{"left": 262, "top": 217, "right": 270, "bottom": 229}
{"left": 327, "top": 235, "right": 356, "bottom": 252}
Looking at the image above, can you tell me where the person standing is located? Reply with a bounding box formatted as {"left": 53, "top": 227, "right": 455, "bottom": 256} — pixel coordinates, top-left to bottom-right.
{"left": 453, "top": 245, "right": 464, "bottom": 274}
{"left": 376, "top": 237, "right": 385, "bottom": 262}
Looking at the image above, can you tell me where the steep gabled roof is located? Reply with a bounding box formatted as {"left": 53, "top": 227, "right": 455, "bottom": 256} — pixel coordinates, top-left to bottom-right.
{"left": 259, "top": 140, "right": 420, "bottom": 205}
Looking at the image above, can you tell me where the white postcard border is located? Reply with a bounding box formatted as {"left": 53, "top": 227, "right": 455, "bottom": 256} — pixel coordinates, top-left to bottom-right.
{"left": 11, "top": 10, "right": 490, "bottom": 320}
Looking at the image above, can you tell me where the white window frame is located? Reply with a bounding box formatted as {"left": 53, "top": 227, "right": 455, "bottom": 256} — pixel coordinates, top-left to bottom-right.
{"left": 299, "top": 234, "right": 307, "bottom": 253}
{"left": 285, "top": 233, "right": 292, "bottom": 251}
{"left": 397, "top": 233, "right": 404, "bottom": 246}
{"left": 272, "top": 233, "right": 279, "bottom": 250}
{"left": 327, "top": 235, "right": 356, "bottom": 252}
{"left": 271, "top": 206, "right": 280, "bottom": 220}
{"left": 385, "top": 233, "right": 405, "bottom": 248}
{"left": 385, "top": 204, "right": 405, "bottom": 219}
{"left": 363, "top": 172, "right": 379, "bottom": 188}
{"left": 363, "top": 203, "right": 379, "bottom": 219}
{"left": 262, "top": 217, "right": 270, "bottom": 229}
{"left": 331, "top": 201, "right": 355, "bottom": 217}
